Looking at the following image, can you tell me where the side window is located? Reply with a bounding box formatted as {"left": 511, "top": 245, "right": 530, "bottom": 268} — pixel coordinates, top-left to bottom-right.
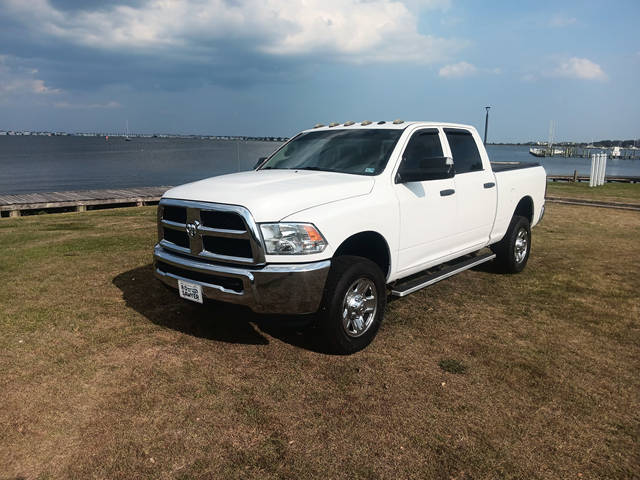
{"left": 444, "top": 129, "right": 483, "bottom": 174}
{"left": 400, "top": 129, "right": 443, "bottom": 172}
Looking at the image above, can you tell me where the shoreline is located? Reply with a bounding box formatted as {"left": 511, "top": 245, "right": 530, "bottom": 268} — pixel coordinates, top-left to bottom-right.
{"left": 2, "top": 182, "right": 638, "bottom": 218}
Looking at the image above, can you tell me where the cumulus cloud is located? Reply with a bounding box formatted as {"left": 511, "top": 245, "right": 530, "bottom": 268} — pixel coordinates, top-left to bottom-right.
{"left": 552, "top": 57, "right": 607, "bottom": 80}
{"left": 0, "top": 56, "right": 62, "bottom": 100}
{"left": 3, "top": 0, "right": 462, "bottom": 65}
{"left": 438, "top": 61, "right": 477, "bottom": 77}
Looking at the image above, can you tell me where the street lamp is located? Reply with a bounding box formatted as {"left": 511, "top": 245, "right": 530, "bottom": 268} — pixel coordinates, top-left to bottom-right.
{"left": 484, "top": 106, "right": 491, "bottom": 145}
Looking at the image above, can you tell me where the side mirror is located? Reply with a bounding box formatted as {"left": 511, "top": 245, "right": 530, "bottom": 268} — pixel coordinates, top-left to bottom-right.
{"left": 396, "top": 156, "right": 454, "bottom": 183}
{"left": 254, "top": 157, "right": 267, "bottom": 169}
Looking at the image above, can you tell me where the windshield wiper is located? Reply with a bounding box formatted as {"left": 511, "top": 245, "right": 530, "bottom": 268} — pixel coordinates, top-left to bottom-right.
{"left": 293, "top": 166, "right": 332, "bottom": 172}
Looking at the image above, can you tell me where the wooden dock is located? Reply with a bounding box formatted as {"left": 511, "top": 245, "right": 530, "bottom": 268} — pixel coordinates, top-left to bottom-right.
{"left": 0, "top": 186, "right": 171, "bottom": 217}
{"left": 1, "top": 177, "right": 638, "bottom": 218}
{"left": 547, "top": 174, "right": 640, "bottom": 184}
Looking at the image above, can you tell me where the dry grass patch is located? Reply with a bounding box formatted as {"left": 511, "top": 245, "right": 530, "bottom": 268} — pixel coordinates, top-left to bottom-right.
{"left": 0, "top": 201, "right": 638, "bottom": 479}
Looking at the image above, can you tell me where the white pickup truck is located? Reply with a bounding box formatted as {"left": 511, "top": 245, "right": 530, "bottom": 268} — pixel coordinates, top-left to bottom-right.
{"left": 154, "top": 121, "right": 546, "bottom": 353}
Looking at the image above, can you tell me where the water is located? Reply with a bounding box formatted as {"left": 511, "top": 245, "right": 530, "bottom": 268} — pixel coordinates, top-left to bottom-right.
{"left": 1, "top": 137, "right": 639, "bottom": 194}
{"left": 486, "top": 144, "right": 640, "bottom": 177}
{"left": 0, "top": 136, "right": 283, "bottom": 194}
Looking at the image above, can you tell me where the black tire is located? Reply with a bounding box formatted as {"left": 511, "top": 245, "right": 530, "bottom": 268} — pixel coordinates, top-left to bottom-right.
{"left": 491, "top": 215, "right": 531, "bottom": 273}
{"left": 319, "top": 256, "right": 386, "bottom": 354}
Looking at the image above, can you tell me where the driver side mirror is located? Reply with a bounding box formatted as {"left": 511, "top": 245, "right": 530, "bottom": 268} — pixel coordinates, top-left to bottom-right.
{"left": 254, "top": 157, "right": 267, "bottom": 169}
{"left": 396, "top": 156, "right": 454, "bottom": 183}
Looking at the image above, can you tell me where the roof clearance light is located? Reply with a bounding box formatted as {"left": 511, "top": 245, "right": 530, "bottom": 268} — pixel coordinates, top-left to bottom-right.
{"left": 313, "top": 123, "right": 325, "bottom": 128}
{"left": 361, "top": 120, "right": 372, "bottom": 125}
{"left": 329, "top": 122, "right": 339, "bottom": 127}
{"left": 393, "top": 119, "right": 405, "bottom": 124}
{"left": 344, "top": 121, "right": 355, "bottom": 126}
{"left": 377, "top": 121, "right": 386, "bottom": 124}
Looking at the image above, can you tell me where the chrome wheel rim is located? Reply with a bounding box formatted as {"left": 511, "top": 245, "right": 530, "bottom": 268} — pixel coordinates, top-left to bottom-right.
{"left": 514, "top": 227, "right": 529, "bottom": 263}
{"left": 342, "top": 278, "right": 377, "bottom": 338}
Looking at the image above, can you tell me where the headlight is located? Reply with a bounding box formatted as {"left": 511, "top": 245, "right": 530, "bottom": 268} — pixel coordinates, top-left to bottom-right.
{"left": 260, "top": 223, "right": 327, "bottom": 255}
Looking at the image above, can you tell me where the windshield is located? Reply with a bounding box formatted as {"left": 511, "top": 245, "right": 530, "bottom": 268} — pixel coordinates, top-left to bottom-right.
{"left": 259, "top": 129, "right": 404, "bottom": 176}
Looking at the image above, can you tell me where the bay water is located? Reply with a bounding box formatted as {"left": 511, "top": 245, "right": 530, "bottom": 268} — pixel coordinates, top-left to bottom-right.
{"left": 1, "top": 136, "right": 638, "bottom": 195}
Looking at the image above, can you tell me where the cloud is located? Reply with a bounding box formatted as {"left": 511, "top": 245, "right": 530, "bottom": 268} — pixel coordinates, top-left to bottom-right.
{"left": 549, "top": 14, "right": 578, "bottom": 28}
{"left": 552, "top": 57, "right": 607, "bottom": 80}
{"left": 54, "top": 100, "right": 121, "bottom": 109}
{"left": 439, "top": 61, "right": 477, "bottom": 78}
{"left": 0, "top": 56, "right": 62, "bottom": 100}
{"left": 3, "top": 0, "right": 462, "bottom": 65}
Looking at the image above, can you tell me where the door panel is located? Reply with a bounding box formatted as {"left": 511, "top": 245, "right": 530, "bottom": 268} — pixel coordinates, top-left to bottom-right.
{"left": 453, "top": 171, "right": 497, "bottom": 249}
{"left": 395, "top": 178, "right": 457, "bottom": 272}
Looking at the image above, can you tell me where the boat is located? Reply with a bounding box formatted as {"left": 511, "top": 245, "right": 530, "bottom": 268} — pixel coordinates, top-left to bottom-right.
{"left": 125, "top": 120, "right": 131, "bottom": 141}
{"left": 529, "top": 147, "right": 546, "bottom": 157}
{"left": 529, "top": 120, "right": 560, "bottom": 157}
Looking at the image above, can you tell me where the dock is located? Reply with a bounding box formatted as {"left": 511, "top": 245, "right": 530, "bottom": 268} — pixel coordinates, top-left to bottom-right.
{"left": 0, "top": 186, "right": 170, "bottom": 217}
{"left": 547, "top": 174, "right": 640, "bottom": 183}
{"left": 1, "top": 178, "right": 638, "bottom": 218}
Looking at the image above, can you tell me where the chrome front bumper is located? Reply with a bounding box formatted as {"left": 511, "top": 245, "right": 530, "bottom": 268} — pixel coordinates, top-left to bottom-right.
{"left": 153, "top": 244, "right": 331, "bottom": 314}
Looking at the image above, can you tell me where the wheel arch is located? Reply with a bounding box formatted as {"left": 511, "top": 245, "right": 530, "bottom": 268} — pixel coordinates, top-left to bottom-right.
{"left": 513, "top": 195, "right": 534, "bottom": 224}
{"left": 333, "top": 231, "right": 391, "bottom": 279}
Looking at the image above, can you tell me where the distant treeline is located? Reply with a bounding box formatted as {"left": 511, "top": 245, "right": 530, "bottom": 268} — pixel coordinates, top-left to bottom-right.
{"left": 491, "top": 139, "right": 640, "bottom": 147}
{"left": 586, "top": 140, "right": 640, "bottom": 148}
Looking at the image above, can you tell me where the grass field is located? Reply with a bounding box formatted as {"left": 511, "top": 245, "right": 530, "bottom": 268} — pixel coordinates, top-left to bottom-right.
{"left": 1, "top": 189, "right": 639, "bottom": 479}
{"left": 546, "top": 181, "right": 640, "bottom": 204}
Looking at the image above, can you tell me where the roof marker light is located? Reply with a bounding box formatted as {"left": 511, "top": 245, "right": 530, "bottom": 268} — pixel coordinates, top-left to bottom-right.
{"left": 343, "top": 121, "right": 355, "bottom": 126}
{"left": 329, "top": 122, "right": 339, "bottom": 127}
{"left": 313, "top": 123, "right": 325, "bottom": 128}
{"left": 392, "top": 119, "right": 405, "bottom": 124}
{"left": 361, "top": 120, "right": 372, "bottom": 125}
{"left": 377, "top": 120, "right": 386, "bottom": 125}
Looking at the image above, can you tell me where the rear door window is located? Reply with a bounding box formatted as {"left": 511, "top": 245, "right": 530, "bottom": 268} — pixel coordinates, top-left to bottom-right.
{"left": 444, "top": 129, "right": 483, "bottom": 174}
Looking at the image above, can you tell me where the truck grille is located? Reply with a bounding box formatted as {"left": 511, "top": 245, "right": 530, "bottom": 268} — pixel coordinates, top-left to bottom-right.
{"left": 157, "top": 199, "right": 265, "bottom": 266}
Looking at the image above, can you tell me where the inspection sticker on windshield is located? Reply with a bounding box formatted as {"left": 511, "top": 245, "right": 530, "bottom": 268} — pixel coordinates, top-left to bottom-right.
{"left": 178, "top": 279, "right": 203, "bottom": 304}
{"left": 364, "top": 167, "right": 375, "bottom": 173}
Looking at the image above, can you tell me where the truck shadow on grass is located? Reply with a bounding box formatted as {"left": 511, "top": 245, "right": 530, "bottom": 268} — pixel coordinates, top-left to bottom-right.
{"left": 112, "top": 264, "right": 330, "bottom": 353}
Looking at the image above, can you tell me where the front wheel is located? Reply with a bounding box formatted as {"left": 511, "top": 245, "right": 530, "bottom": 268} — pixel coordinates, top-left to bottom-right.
{"left": 319, "top": 256, "right": 386, "bottom": 354}
{"left": 491, "top": 215, "right": 531, "bottom": 273}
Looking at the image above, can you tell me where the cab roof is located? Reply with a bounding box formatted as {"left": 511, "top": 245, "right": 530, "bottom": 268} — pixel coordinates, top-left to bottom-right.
{"left": 302, "top": 121, "right": 475, "bottom": 133}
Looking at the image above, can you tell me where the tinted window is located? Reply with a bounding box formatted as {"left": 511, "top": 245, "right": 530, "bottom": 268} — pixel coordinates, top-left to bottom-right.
{"left": 260, "top": 129, "right": 403, "bottom": 176}
{"left": 444, "top": 129, "right": 483, "bottom": 174}
{"left": 400, "top": 129, "right": 444, "bottom": 171}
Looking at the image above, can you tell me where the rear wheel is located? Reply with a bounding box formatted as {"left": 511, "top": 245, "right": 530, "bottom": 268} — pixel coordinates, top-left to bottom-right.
{"left": 491, "top": 215, "right": 531, "bottom": 273}
{"left": 319, "top": 256, "right": 386, "bottom": 354}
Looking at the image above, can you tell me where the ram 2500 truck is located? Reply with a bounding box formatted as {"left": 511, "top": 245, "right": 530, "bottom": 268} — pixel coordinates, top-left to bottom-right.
{"left": 153, "top": 121, "right": 546, "bottom": 353}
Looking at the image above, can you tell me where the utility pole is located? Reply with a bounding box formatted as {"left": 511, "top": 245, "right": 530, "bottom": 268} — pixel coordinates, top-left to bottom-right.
{"left": 483, "top": 106, "right": 491, "bottom": 145}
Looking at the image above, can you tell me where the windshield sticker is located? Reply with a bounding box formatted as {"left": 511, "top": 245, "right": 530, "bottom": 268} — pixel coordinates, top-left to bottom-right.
{"left": 364, "top": 167, "right": 375, "bottom": 173}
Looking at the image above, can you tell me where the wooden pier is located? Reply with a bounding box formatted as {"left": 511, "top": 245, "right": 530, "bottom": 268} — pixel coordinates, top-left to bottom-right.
{"left": 547, "top": 174, "right": 640, "bottom": 183}
{"left": 1, "top": 178, "right": 638, "bottom": 218}
{"left": 0, "top": 186, "right": 170, "bottom": 218}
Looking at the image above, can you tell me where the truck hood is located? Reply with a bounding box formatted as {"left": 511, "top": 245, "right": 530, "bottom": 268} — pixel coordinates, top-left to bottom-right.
{"left": 163, "top": 169, "right": 375, "bottom": 222}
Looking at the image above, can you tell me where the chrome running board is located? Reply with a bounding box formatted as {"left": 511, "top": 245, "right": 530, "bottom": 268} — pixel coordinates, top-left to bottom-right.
{"left": 391, "top": 252, "right": 496, "bottom": 297}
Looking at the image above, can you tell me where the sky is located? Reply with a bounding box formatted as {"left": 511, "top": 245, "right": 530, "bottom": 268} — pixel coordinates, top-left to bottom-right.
{"left": 0, "top": 0, "right": 638, "bottom": 142}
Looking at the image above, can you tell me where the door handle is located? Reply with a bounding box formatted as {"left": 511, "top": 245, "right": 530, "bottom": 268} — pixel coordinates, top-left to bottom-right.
{"left": 440, "top": 189, "right": 455, "bottom": 196}
{"left": 483, "top": 182, "right": 495, "bottom": 189}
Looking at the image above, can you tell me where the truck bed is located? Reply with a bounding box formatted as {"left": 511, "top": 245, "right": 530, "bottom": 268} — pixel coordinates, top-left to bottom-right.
{"left": 491, "top": 161, "right": 540, "bottom": 173}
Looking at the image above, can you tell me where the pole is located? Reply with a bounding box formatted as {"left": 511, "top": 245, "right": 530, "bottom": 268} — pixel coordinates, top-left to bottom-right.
{"left": 483, "top": 106, "right": 491, "bottom": 145}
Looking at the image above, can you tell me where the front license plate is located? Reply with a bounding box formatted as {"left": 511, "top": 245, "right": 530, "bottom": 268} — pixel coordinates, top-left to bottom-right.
{"left": 178, "top": 279, "right": 203, "bottom": 304}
